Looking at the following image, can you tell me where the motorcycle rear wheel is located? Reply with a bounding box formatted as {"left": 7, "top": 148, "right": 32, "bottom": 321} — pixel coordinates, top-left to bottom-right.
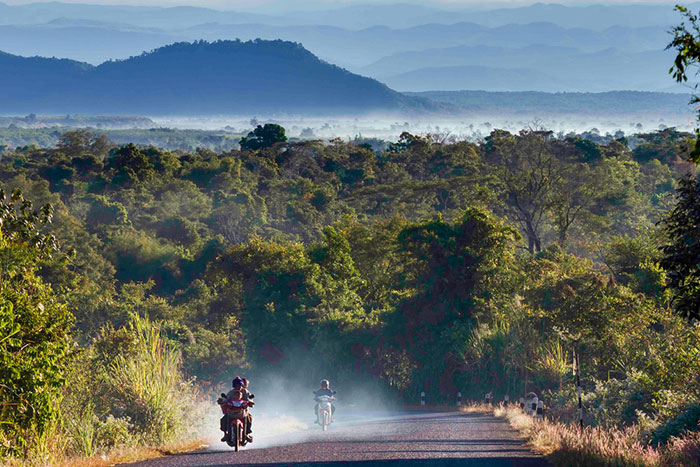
{"left": 322, "top": 410, "right": 330, "bottom": 431}
{"left": 225, "top": 427, "right": 234, "bottom": 448}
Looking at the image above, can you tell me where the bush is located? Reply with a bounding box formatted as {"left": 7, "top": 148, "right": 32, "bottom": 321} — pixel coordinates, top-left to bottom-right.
{"left": 584, "top": 371, "right": 655, "bottom": 428}
{"left": 95, "top": 415, "right": 135, "bottom": 450}
{"left": 0, "top": 190, "right": 73, "bottom": 456}
{"left": 652, "top": 403, "right": 700, "bottom": 446}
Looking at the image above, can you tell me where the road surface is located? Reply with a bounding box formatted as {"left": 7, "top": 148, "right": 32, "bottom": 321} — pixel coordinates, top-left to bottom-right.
{"left": 127, "top": 411, "right": 548, "bottom": 467}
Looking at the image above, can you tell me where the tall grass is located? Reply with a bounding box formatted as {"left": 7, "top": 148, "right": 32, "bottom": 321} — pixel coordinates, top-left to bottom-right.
{"left": 0, "top": 314, "right": 206, "bottom": 466}
{"left": 107, "top": 314, "right": 196, "bottom": 446}
{"left": 494, "top": 404, "right": 700, "bottom": 467}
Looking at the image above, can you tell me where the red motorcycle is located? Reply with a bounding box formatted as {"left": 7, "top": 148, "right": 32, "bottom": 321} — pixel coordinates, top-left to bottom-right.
{"left": 218, "top": 394, "right": 254, "bottom": 451}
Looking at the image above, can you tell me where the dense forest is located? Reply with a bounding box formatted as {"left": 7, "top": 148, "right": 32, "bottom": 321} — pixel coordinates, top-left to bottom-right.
{"left": 1, "top": 124, "right": 699, "bottom": 462}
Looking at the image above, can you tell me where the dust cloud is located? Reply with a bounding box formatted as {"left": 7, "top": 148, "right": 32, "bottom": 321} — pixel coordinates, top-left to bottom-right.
{"left": 200, "top": 352, "right": 400, "bottom": 451}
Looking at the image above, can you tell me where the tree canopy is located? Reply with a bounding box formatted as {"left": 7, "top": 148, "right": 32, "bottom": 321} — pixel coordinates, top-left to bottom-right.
{"left": 239, "top": 124, "right": 288, "bottom": 151}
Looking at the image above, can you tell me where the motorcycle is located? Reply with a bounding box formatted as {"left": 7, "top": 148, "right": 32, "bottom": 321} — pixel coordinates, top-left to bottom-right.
{"left": 315, "top": 395, "right": 334, "bottom": 431}
{"left": 218, "top": 393, "right": 254, "bottom": 451}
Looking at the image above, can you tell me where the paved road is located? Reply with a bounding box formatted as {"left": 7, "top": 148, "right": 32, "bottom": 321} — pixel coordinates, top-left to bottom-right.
{"left": 127, "top": 411, "right": 548, "bottom": 467}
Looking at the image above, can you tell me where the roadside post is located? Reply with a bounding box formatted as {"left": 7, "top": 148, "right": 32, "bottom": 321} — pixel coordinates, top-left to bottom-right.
{"left": 537, "top": 400, "right": 544, "bottom": 419}
{"left": 420, "top": 391, "right": 425, "bottom": 406}
{"left": 574, "top": 348, "right": 583, "bottom": 430}
{"left": 457, "top": 392, "right": 462, "bottom": 407}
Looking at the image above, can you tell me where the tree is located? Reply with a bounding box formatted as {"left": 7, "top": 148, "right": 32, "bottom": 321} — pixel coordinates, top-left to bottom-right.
{"left": 669, "top": 5, "right": 700, "bottom": 163}
{"left": 485, "top": 129, "right": 562, "bottom": 255}
{"left": 239, "top": 124, "right": 287, "bottom": 151}
{"left": 56, "top": 129, "right": 112, "bottom": 159}
{"left": 660, "top": 174, "right": 700, "bottom": 320}
{"left": 658, "top": 12, "right": 700, "bottom": 319}
{"left": 0, "top": 189, "right": 73, "bottom": 455}
{"left": 107, "top": 144, "right": 156, "bottom": 186}
{"left": 388, "top": 208, "right": 519, "bottom": 396}
{"left": 84, "top": 195, "right": 128, "bottom": 231}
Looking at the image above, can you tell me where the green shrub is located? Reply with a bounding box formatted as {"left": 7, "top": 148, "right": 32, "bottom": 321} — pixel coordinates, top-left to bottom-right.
{"left": 0, "top": 190, "right": 74, "bottom": 457}
{"left": 584, "top": 371, "right": 655, "bottom": 428}
{"left": 652, "top": 403, "right": 700, "bottom": 445}
{"left": 95, "top": 416, "right": 135, "bottom": 450}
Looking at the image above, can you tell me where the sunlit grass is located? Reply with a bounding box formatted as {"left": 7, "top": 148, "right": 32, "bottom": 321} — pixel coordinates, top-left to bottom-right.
{"left": 495, "top": 404, "right": 700, "bottom": 467}
{"left": 459, "top": 402, "right": 494, "bottom": 414}
{"left": 108, "top": 314, "right": 196, "bottom": 446}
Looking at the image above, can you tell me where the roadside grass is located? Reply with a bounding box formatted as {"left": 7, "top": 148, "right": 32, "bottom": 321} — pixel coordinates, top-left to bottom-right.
{"left": 459, "top": 402, "right": 494, "bottom": 414}
{"left": 493, "top": 404, "right": 700, "bottom": 467}
{"left": 1, "top": 314, "right": 210, "bottom": 467}
{"left": 0, "top": 439, "right": 208, "bottom": 467}
{"left": 55, "top": 440, "right": 209, "bottom": 467}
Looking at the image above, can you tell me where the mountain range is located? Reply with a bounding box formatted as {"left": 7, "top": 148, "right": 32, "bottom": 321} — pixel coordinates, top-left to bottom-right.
{"left": 0, "top": 40, "right": 445, "bottom": 115}
{"left": 0, "top": 1, "right": 685, "bottom": 93}
{"left": 0, "top": 1, "right": 693, "bottom": 99}
{"left": 0, "top": 1, "right": 696, "bottom": 30}
{"left": 369, "top": 46, "right": 675, "bottom": 92}
{"left": 0, "top": 38, "right": 692, "bottom": 119}
{"left": 409, "top": 90, "right": 692, "bottom": 117}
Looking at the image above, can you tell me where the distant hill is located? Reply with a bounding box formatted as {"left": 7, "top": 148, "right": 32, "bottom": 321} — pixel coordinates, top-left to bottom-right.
{"left": 388, "top": 65, "right": 569, "bottom": 93}
{"left": 408, "top": 90, "right": 693, "bottom": 117}
{"left": 0, "top": 40, "right": 445, "bottom": 115}
{"left": 373, "top": 46, "right": 677, "bottom": 92}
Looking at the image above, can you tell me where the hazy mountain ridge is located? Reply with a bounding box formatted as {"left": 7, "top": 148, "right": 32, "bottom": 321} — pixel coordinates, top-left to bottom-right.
{"left": 0, "top": 19, "right": 671, "bottom": 68}
{"left": 0, "top": 1, "right": 688, "bottom": 94}
{"left": 0, "top": 40, "right": 446, "bottom": 115}
{"left": 374, "top": 46, "right": 677, "bottom": 92}
{"left": 409, "top": 90, "right": 692, "bottom": 116}
{"left": 0, "top": 1, "right": 696, "bottom": 29}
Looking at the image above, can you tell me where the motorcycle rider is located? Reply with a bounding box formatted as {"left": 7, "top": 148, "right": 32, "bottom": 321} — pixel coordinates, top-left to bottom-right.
{"left": 313, "top": 379, "right": 336, "bottom": 423}
{"left": 219, "top": 376, "right": 254, "bottom": 442}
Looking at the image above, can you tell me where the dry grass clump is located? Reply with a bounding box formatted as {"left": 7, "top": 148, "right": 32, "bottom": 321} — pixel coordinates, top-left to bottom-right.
{"left": 53, "top": 440, "right": 208, "bottom": 467}
{"left": 660, "top": 431, "right": 700, "bottom": 466}
{"left": 495, "top": 404, "right": 700, "bottom": 467}
{"left": 0, "top": 440, "right": 207, "bottom": 467}
{"left": 459, "top": 402, "right": 494, "bottom": 414}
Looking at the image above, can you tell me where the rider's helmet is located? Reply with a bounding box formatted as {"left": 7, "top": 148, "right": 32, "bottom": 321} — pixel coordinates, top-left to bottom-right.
{"left": 242, "top": 378, "right": 249, "bottom": 389}
{"left": 232, "top": 376, "right": 245, "bottom": 388}
{"left": 320, "top": 379, "right": 330, "bottom": 389}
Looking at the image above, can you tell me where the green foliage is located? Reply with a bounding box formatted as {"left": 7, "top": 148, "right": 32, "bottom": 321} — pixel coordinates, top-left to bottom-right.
{"left": 85, "top": 195, "right": 129, "bottom": 230}
{"left": 59, "top": 313, "right": 197, "bottom": 458}
{"left": 107, "top": 314, "right": 194, "bottom": 445}
{"left": 0, "top": 189, "right": 73, "bottom": 456}
{"left": 239, "top": 123, "right": 287, "bottom": 151}
{"left": 0, "top": 123, "right": 696, "bottom": 461}
{"left": 386, "top": 208, "right": 519, "bottom": 397}
{"left": 584, "top": 371, "right": 656, "bottom": 428}
{"left": 652, "top": 403, "right": 700, "bottom": 445}
{"left": 661, "top": 174, "right": 700, "bottom": 319}
{"left": 57, "top": 129, "right": 113, "bottom": 159}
